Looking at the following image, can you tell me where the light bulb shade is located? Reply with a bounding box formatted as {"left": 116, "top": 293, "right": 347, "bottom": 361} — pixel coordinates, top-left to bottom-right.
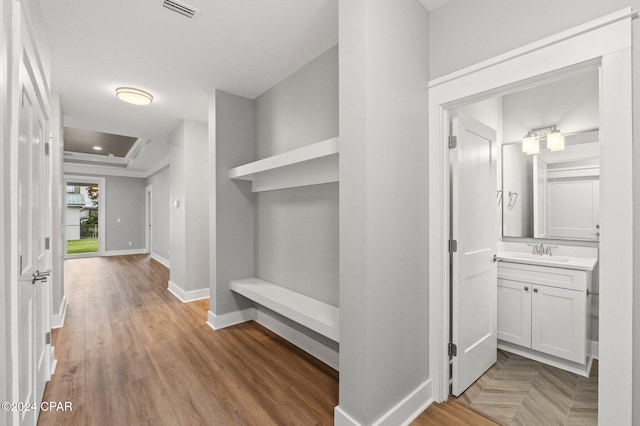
{"left": 547, "top": 130, "right": 565, "bottom": 151}
{"left": 522, "top": 135, "right": 538, "bottom": 154}
{"left": 115, "top": 87, "right": 153, "bottom": 105}
{"left": 522, "top": 136, "right": 536, "bottom": 154}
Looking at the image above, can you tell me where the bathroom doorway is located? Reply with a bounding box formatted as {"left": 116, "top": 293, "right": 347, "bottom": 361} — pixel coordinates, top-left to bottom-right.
{"left": 429, "top": 10, "right": 634, "bottom": 425}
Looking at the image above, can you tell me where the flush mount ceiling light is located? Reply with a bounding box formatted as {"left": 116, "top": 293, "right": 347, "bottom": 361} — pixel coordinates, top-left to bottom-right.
{"left": 115, "top": 87, "right": 153, "bottom": 105}
{"left": 93, "top": 146, "right": 102, "bottom": 151}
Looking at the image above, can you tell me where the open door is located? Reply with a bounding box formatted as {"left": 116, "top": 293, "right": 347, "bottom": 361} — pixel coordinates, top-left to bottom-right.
{"left": 451, "top": 111, "right": 497, "bottom": 396}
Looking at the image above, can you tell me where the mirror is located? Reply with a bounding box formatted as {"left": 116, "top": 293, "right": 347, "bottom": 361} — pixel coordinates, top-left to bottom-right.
{"left": 502, "top": 132, "right": 600, "bottom": 241}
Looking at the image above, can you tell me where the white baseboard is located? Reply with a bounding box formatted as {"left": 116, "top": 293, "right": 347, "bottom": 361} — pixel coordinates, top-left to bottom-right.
{"left": 254, "top": 309, "right": 339, "bottom": 371}
{"left": 51, "top": 296, "right": 67, "bottom": 329}
{"left": 206, "top": 308, "right": 255, "bottom": 330}
{"left": 50, "top": 346, "right": 58, "bottom": 376}
{"left": 150, "top": 252, "right": 170, "bottom": 268}
{"left": 167, "top": 281, "right": 210, "bottom": 303}
{"left": 104, "top": 248, "right": 148, "bottom": 256}
{"left": 335, "top": 380, "right": 432, "bottom": 426}
{"left": 591, "top": 340, "right": 599, "bottom": 360}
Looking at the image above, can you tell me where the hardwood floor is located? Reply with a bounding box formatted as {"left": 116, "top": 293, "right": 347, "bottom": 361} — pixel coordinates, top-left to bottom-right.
{"left": 39, "top": 255, "right": 500, "bottom": 426}
{"left": 457, "top": 350, "right": 598, "bottom": 425}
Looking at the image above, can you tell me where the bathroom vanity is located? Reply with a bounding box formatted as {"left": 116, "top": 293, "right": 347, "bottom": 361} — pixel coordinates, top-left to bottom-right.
{"left": 496, "top": 242, "right": 598, "bottom": 377}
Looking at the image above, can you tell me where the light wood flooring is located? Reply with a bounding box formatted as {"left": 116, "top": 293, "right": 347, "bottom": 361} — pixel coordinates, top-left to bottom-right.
{"left": 39, "top": 255, "right": 499, "bottom": 426}
{"left": 456, "top": 350, "right": 598, "bottom": 425}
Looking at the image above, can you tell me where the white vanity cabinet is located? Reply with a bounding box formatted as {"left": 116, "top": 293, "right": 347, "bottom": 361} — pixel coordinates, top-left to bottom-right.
{"left": 497, "top": 261, "right": 592, "bottom": 375}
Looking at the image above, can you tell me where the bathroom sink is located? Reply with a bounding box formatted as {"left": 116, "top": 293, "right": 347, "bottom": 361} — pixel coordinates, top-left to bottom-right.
{"left": 511, "top": 253, "right": 571, "bottom": 262}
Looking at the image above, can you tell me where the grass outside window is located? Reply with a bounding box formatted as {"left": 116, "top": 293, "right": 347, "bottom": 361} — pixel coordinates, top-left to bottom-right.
{"left": 67, "top": 238, "right": 98, "bottom": 254}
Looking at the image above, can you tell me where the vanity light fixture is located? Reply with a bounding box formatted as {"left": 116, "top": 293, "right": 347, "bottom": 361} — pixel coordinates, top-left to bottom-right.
{"left": 115, "top": 87, "right": 153, "bottom": 105}
{"left": 522, "top": 126, "right": 564, "bottom": 155}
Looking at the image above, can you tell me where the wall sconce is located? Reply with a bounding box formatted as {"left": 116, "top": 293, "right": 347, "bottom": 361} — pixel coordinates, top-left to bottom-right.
{"left": 522, "top": 126, "right": 564, "bottom": 155}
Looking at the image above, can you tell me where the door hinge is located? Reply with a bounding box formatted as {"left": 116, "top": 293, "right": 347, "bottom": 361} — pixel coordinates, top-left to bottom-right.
{"left": 45, "top": 237, "right": 50, "bottom": 250}
{"left": 449, "top": 239, "right": 458, "bottom": 253}
{"left": 448, "top": 342, "right": 457, "bottom": 357}
{"left": 19, "top": 255, "right": 22, "bottom": 272}
{"left": 45, "top": 332, "right": 51, "bottom": 345}
{"left": 45, "top": 142, "right": 50, "bottom": 155}
{"left": 448, "top": 135, "right": 457, "bottom": 149}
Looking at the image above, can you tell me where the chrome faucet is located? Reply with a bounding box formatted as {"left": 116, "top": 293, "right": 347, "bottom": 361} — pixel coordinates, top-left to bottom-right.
{"left": 528, "top": 242, "right": 545, "bottom": 255}
{"left": 544, "top": 245, "right": 558, "bottom": 256}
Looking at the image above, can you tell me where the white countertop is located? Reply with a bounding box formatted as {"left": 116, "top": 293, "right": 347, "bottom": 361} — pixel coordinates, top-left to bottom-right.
{"left": 497, "top": 242, "right": 598, "bottom": 272}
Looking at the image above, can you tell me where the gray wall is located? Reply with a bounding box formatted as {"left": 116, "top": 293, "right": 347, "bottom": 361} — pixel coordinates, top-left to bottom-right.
{"left": 211, "top": 90, "right": 255, "bottom": 315}
{"left": 338, "top": 0, "right": 429, "bottom": 424}
{"left": 169, "top": 119, "right": 209, "bottom": 293}
{"left": 105, "top": 176, "right": 146, "bottom": 251}
{"left": 146, "top": 165, "right": 170, "bottom": 262}
{"left": 430, "top": 1, "right": 640, "bottom": 422}
{"left": 254, "top": 45, "right": 339, "bottom": 306}
{"left": 50, "top": 94, "right": 65, "bottom": 319}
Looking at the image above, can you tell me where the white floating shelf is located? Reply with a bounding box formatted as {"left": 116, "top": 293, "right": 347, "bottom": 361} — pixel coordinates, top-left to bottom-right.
{"left": 229, "top": 137, "right": 339, "bottom": 192}
{"left": 230, "top": 277, "right": 340, "bottom": 342}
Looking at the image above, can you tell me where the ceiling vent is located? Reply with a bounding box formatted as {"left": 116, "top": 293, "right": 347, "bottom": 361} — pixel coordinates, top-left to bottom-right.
{"left": 162, "top": 0, "right": 198, "bottom": 19}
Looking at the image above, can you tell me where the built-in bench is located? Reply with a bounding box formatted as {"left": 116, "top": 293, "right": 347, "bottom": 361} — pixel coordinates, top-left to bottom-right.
{"left": 230, "top": 277, "right": 340, "bottom": 342}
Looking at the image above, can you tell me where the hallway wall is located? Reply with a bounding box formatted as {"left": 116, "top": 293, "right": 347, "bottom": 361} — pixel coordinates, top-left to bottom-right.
{"left": 146, "top": 165, "right": 170, "bottom": 264}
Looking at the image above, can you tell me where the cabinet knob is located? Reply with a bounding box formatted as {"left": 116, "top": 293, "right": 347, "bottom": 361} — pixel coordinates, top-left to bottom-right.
{"left": 533, "top": 288, "right": 538, "bottom": 293}
{"left": 524, "top": 286, "right": 529, "bottom": 291}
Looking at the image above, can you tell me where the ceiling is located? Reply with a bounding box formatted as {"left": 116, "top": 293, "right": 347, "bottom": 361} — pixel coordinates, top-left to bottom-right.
{"left": 40, "top": 0, "right": 339, "bottom": 175}
{"left": 64, "top": 127, "right": 138, "bottom": 157}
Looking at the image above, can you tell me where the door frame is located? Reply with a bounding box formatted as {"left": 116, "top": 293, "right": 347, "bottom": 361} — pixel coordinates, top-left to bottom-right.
{"left": 63, "top": 175, "right": 106, "bottom": 258}
{"left": 145, "top": 184, "right": 152, "bottom": 253}
{"left": 428, "top": 8, "right": 634, "bottom": 425}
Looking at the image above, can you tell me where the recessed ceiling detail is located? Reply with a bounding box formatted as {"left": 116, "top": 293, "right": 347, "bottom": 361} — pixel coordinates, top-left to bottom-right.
{"left": 162, "top": 0, "right": 198, "bottom": 19}
{"left": 64, "top": 127, "right": 138, "bottom": 157}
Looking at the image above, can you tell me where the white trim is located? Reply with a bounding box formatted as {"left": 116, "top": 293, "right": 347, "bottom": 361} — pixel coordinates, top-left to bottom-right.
{"left": 334, "top": 380, "right": 432, "bottom": 426}
{"left": 206, "top": 308, "right": 255, "bottom": 330}
{"left": 167, "top": 280, "right": 210, "bottom": 303}
{"left": 103, "top": 248, "right": 147, "bottom": 256}
{"left": 145, "top": 184, "right": 152, "bottom": 253}
{"left": 50, "top": 346, "right": 57, "bottom": 376}
{"left": 64, "top": 163, "right": 147, "bottom": 178}
{"left": 591, "top": 340, "right": 599, "bottom": 360}
{"left": 51, "top": 296, "right": 67, "bottom": 329}
{"left": 427, "top": 10, "right": 633, "bottom": 426}
{"left": 150, "top": 252, "right": 170, "bottom": 268}
{"left": 254, "top": 309, "right": 339, "bottom": 370}
{"left": 428, "top": 8, "right": 637, "bottom": 89}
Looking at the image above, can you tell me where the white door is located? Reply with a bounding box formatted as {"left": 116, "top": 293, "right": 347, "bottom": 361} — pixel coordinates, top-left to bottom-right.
{"left": 18, "top": 57, "right": 50, "bottom": 425}
{"left": 451, "top": 111, "right": 497, "bottom": 396}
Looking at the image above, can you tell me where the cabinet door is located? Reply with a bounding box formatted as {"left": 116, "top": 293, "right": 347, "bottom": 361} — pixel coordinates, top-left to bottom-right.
{"left": 497, "top": 279, "right": 531, "bottom": 347}
{"left": 531, "top": 285, "right": 586, "bottom": 363}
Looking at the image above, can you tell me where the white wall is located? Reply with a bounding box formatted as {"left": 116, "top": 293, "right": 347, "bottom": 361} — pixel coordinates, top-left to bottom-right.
{"left": 0, "top": 0, "right": 10, "bottom": 420}
{"left": 169, "top": 119, "right": 209, "bottom": 294}
{"left": 338, "top": 0, "right": 430, "bottom": 424}
{"left": 105, "top": 176, "right": 146, "bottom": 251}
{"left": 50, "top": 94, "right": 65, "bottom": 324}
{"left": 430, "top": 1, "right": 639, "bottom": 421}
{"left": 146, "top": 166, "right": 170, "bottom": 263}
{"left": 254, "top": 45, "right": 339, "bottom": 306}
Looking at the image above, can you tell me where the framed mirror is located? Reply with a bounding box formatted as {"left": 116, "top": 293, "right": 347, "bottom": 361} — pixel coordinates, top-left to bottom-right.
{"left": 502, "top": 132, "right": 600, "bottom": 241}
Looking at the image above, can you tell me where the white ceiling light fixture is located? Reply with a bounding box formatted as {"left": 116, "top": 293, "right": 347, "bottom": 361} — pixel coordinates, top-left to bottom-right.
{"left": 115, "top": 87, "right": 153, "bottom": 105}
{"left": 93, "top": 146, "right": 103, "bottom": 151}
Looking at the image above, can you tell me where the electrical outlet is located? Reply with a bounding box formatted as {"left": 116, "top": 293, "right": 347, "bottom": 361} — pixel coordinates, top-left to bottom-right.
{"left": 128, "top": 241, "right": 132, "bottom": 246}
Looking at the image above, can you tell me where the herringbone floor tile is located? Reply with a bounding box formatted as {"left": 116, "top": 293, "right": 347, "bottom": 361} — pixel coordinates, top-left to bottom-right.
{"left": 456, "top": 350, "right": 597, "bottom": 426}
